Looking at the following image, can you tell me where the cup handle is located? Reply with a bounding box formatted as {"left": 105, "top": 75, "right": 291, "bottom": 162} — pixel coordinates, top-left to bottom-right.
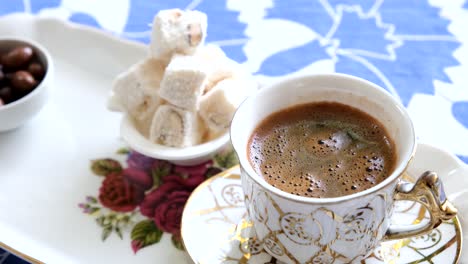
{"left": 383, "top": 171, "right": 458, "bottom": 240}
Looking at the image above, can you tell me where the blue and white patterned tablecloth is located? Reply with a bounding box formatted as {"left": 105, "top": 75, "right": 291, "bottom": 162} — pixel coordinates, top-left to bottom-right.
{"left": 1, "top": 0, "right": 468, "bottom": 263}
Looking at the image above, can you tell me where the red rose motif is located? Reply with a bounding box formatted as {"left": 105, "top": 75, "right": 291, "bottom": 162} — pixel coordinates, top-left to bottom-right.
{"left": 140, "top": 174, "right": 205, "bottom": 236}
{"left": 123, "top": 168, "right": 153, "bottom": 190}
{"left": 173, "top": 160, "right": 213, "bottom": 178}
{"left": 171, "top": 160, "right": 213, "bottom": 187}
{"left": 99, "top": 172, "right": 145, "bottom": 212}
{"left": 154, "top": 190, "right": 191, "bottom": 237}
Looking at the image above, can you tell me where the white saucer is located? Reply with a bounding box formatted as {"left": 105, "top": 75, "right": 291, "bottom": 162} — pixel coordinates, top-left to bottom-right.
{"left": 182, "top": 143, "right": 466, "bottom": 263}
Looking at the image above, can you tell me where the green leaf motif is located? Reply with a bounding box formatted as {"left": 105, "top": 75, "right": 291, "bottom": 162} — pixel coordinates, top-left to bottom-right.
{"left": 102, "top": 226, "right": 112, "bottom": 241}
{"left": 89, "top": 207, "right": 100, "bottom": 215}
{"left": 90, "top": 159, "right": 123, "bottom": 176}
{"left": 131, "top": 220, "right": 163, "bottom": 249}
{"left": 145, "top": 231, "right": 160, "bottom": 245}
{"left": 151, "top": 165, "right": 171, "bottom": 188}
{"left": 205, "top": 167, "right": 223, "bottom": 178}
{"left": 171, "top": 235, "right": 185, "bottom": 251}
{"left": 151, "top": 170, "right": 162, "bottom": 188}
{"left": 96, "top": 216, "right": 105, "bottom": 226}
{"left": 115, "top": 226, "right": 123, "bottom": 239}
{"left": 116, "top": 147, "right": 130, "bottom": 155}
{"left": 214, "top": 150, "right": 239, "bottom": 169}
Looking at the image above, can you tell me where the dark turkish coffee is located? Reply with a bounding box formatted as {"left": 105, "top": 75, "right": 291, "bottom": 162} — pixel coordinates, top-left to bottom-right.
{"left": 248, "top": 102, "right": 396, "bottom": 198}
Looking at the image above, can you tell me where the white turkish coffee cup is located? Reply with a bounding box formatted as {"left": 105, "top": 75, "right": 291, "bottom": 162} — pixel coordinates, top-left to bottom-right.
{"left": 230, "top": 73, "right": 457, "bottom": 263}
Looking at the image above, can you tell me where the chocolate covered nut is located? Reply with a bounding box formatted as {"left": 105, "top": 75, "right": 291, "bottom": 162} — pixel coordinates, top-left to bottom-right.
{"left": 27, "top": 62, "right": 45, "bottom": 79}
{"left": 11, "top": 71, "right": 37, "bottom": 92}
{"left": 1, "top": 46, "right": 34, "bottom": 69}
{"left": 0, "top": 86, "right": 13, "bottom": 102}
{"left": 0, "top": 97, "right": 4, "bottom": 106}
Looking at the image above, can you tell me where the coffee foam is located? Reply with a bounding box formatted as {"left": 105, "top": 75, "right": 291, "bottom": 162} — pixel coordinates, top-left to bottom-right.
{"left": 248, "top": 102, "right": 395, "bottom": 198}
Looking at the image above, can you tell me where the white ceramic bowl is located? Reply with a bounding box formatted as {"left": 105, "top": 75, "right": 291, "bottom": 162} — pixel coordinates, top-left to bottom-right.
{"left": 0, "top": 37, "right": 53, "bottom": 132}
{"left": 120, "top": 115, "right": 230, "bottom": 165}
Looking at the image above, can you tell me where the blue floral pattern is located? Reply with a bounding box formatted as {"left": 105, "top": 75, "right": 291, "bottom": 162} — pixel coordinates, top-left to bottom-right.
{"left": 262, "top": 0, "right": 460, "bottom": 106}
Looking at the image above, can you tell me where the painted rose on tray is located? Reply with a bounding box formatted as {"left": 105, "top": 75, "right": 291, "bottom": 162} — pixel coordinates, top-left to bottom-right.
{"left": 140, "top": 167, "right": 208, "bottom": 237}
{"left": 99, "top": 171, "right": 146, "bottom": 212}
{"left": 79, "top": 147, "right": 237, "bottom": 253}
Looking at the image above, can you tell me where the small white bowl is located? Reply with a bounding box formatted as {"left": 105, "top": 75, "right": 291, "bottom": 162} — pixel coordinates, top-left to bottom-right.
{"left": 120, "top": 115, "right": 230, "bottom": 165}
{"left": 0, "top": 37, "right": 53, "bottom": 132}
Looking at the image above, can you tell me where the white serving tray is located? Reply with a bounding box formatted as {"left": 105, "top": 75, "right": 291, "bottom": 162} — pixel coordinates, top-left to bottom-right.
{"left": 0, "top": 14, "right": 191, "bottom": 264}
{"left": 1, "top": 14, "right": 467, "bottom": 264}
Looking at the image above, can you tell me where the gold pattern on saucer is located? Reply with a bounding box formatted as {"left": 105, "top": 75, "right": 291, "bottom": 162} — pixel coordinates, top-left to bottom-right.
{"left": 181, "top": 165, "right": 241, "bottom": 257}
